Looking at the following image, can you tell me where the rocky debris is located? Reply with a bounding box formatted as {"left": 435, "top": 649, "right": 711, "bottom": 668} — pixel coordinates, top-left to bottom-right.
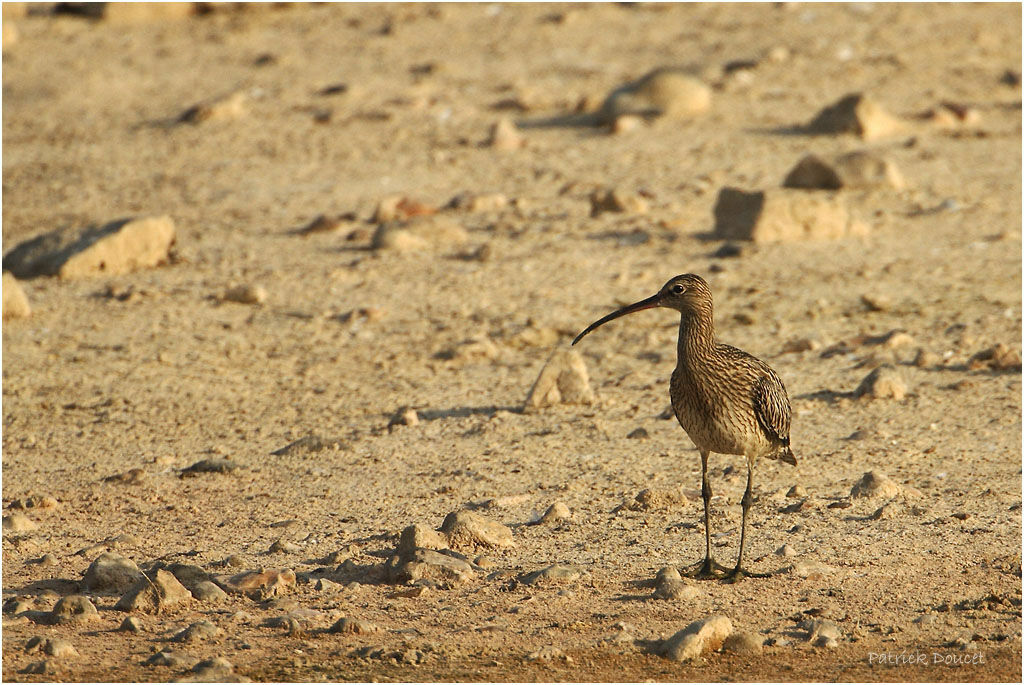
{"left": 104, "top": 468, "right": 148, "bottom": 484}
{"left": 268, "top": 539, "right": 300, "bottom": 554}
{"left": 3, "top": 216, "right": 176, "bottom": 279}
{"left": 914, "top": 348, "right": 941, "bottom": 368}
{"left": 520, "top": 564, "right": 581, "bottom": 586}
{"left": 181, "top": 458, "right": 241, "bottom": 475}
{"left": 25, "top": 636, "right": 79, "bottom": 658}
{"left": 146, "top": 650, "right": 194, "bottom": 668}
{"left": 447, "top": 192, "right": 509, "bottom": 213}
{"left": 83, "top": 552, "right": 144, "bottom": 593}
{"left": 652, "top": 566, "right": 700, "bottom": 601}
{"left": 919, "top": 102, "right": 982, "bottom": 130}
{"left": 869, "top": 501, "right": 901, "bottom": 520}
{"left": 850, "top": 470, "right": 901, "bottom": 499}
{"left": 5, "top": 597, "right": 33, "bottom": 615}
{"left": 372, "top": 195, "right": 438, "bottom": 223}
{"left": 860, "top": 293, "right": 893, "bottom": 312}
{"left": 2, "top": 512, "right": 38, "bottom": 532}
{"left": 21, "top": 660, "right": 59, "bottom": 676}
{"left": 802, "top": 618, "right": 841, "bottom": 647}
{"left": 314, "top": 577, "right": 342, "bottom": 593}
{"left": 854, "top": 365, "right": 907, "bottom": 400}
{"left": 174, "top": 619, "right": 222, "bottom": 643}
{"left": 722, "top": 631, "right": 764, "bottom": 655}
{"left": 598, "top": 68, "right": 711, "bottom": 123}
{"left": 389, "top": 548, "right": 476, "bottom": 586}
{"left": 626, "top": 427, "right": 650, "bottom": 439}
{"left": 397, "top": 523, "right": 449, "bottom": 558}
{"left": 387, "top": 406, "right": 420, "bottom": 432}
{"left": 440, "top": 510, "right": 514, "bottom": 550}
{"left": 119, "top": 616, "right": 143, "bottom": 632}
{"left": 487, "top": 118, "right": 525, "bottom": 150}
{"left": 589, "top": 188, "right": 649, "bottom": 217}
{"left": 222, "top": 283, "right": 267, "bottom": 305}
{"left": 163, "top": 562, "right": 209, "bottom": 592}
{"left": 775, "top": 544, "right": 798, "bottom": 557}
{"left": 179, "top": 90, "right": 247, "bottom": 124}
{"left": 182, "top": 657, "right": 251, "bottom": 683}
{"left": 192, "top": 581, "right": 229, "bottom": 602}
{"left": 619, "top": 486, "right": 689, "bottom": 512}
{"left": 217, "top": 568, "right": 296, "bottom": 599}
{"left": 526, "top": 646, "right": 574, "bottom": 664}
{"left": 2, "top": 272, "right": 31, "bottom": 319}
{"left": 329, "top": 617, "right": 382, "bottom": 634}
{"left": 783, "top": 151, "right": 905, "bottom": 190}
{"left": 786, "top": 485, "right": 807, "bottom": 498}
{"left": 371, "top": 215, "right": 469, "bottom": 252}
{"left": 538, "top": 501, "right": 571, "bottom": 524}
{"left": 525, "top": 348, "right": 595, "bottom": 409}
{"left": 9, "top": 494, "right": 58, "bottom": 510}
{"left": 662, "top": 614, "right": 734, "bottom": 662}
{"left": 50, "top": 595, "right": 99, "bottom": 625}
{"left": 115, "top": 569, "right": 193, "bottom": 613}
{"left": 968, "top": 343, "right": 1022, "bottom": 371}
{"left": 712, "top": 187, "right": 868, "bottom": 242}
{"left": 805, "top": 93, "right": 903, "bottom": 140}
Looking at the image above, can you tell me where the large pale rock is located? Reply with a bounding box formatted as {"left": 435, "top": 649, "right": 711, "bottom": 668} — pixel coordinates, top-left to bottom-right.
{"left": 83, "top": 552, "right": 144, "bottom": 593}
{"left": 397, "top": 523, "right": 449, "bottom": 560}
{"left": 850, "top": 470, "right": 901, "bottom": 499}
{"left": 115, "top": 569, "right": 193, "bottom": 613}
{"left": 854, "top": 365, "right": 907, "bottom": 400}
{"left": 525, "top": 348, "right": 595, "bottom": 409}
{"left": 440, "top": 510, "right": 514, "bottom": 549}
{"left": 50, "top": 596, "right": 99, "bottom": 625}
{"left": 3, "top": 216, "right": 176, "bottom": 279}
{"left": 662, "top": 615, "right": 734, "bottom": 662}
{"left": 806, "top": 93, "right": 903, "bottom": 140}
{"left": 179, "top": 91, "right": 246, "bottom": 123}
{"left": 712, "top": 187, "right": 868, "bottom": 242}
{"left": 371, "top": 215, "right": 468, "bottom": 252}
{"left": 389, "top": 548, "right": 475, "bottom": 585}
{"left": 599, "top": 68, "right": 711, "bottom": 123}
{"left": 784, "top": 152, "right": 905, "bottom": 190}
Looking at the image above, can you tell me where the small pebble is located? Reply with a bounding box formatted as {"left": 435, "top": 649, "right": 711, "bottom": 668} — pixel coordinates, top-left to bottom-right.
{"left": 786, "top": 485, "right": 807, "bottom": 498}
{"left": 539, "top": 501, "right": 571, "bottom": 524}
{"left": 174, "top": 620, "right": 222, "bottom": 643}
{"left": 269, "top": 539, "right": 300, "bottom": 554}
{"left": 722, "top": 631, "right": 763, "bottom": 655}
{"left": 222, "top": 284, "right": 267, "bottom": 305}
{"left": 192, "top": 580, "right": 228, "bottom": 602}
{"left": 119, "top": 616, "right": 143, "bottom": 632}
{"left": 775, "top": 544, "right": 797, "bottom": 557}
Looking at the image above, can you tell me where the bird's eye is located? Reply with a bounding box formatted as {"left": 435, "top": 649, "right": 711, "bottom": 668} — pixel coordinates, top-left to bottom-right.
{"left": 671, "top": 284, "right": 685, "bottom": 295}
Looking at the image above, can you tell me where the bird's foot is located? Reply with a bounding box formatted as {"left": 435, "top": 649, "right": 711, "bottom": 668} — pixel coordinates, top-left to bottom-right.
{"left": 721, "top": 566, "right": 773, "bottom": 583}
{"left": 683, "top": 557, "right": 729, "bottom": 580}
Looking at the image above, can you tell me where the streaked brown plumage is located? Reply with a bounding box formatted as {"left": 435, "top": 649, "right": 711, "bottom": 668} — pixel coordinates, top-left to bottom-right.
{"left": 573, "top": 273, "right": 796, "bottom": 580}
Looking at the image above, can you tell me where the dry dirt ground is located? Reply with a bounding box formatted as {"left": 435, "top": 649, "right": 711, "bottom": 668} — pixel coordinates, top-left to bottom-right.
{"left": 2, "top": 2, "right": 1022, "bottom": 682}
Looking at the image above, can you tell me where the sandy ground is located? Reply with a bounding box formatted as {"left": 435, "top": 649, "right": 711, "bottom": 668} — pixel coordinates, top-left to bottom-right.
{"left": 2, "top": 2, "right": 1022, "bottom": 682}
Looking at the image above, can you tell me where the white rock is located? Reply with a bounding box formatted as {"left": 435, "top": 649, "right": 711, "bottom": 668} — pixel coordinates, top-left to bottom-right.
{"left": 662, "top": 615, "right": 733, "bottom": 662}
{"left": 712, "top": 187, "right": 868, "bottom": 242}
{"left": 2, "top": 272, "right": 31, "bottom": 319}
{"left": 525, "top": 348, "right": 595, "bottom": 409}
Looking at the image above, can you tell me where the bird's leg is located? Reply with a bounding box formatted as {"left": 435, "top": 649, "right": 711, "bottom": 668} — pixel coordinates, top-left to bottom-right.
{"left": 685, "top": 451, "right": 726, "bottom": 579}
{"left": 724, "top": 459, "right": 771, "bottom": 582}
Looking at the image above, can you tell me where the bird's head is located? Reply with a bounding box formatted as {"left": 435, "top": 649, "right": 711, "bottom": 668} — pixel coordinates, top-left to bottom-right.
{"left": 572, "top": 274, "right": 713, "bottom": 345}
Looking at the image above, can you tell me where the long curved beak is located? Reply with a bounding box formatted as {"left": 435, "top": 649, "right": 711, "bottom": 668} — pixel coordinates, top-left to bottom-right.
{"left": 572, "top": 293, "right": 661, "bottom": 345}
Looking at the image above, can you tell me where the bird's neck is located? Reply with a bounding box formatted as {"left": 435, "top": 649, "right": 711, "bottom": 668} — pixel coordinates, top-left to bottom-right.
{"left": 677, "top": 309, "right": 716, "bottom": 364}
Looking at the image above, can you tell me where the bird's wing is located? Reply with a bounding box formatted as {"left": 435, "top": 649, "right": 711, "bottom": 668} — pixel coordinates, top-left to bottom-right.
{"left": 753, "top": 369, "right": 791, "bottom": 446}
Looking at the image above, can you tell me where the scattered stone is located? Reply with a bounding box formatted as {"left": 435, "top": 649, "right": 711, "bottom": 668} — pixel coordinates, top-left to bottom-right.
{"left": 2, "top": 272, "right": 31, "bottom": 319}
{"left": 968, "top": 344, "right": 1022, "bottom": 371}
{"left": 590, "top": 188, "right": 649, "bottom": 217}
{"left": 390, "top": 548, "right": 475, "bottom": 585}
{"left": 268, "top": 539, "right": 300, "bottom": 554}
{"left": 222, "top": 284, "right": 267, "bottom": 305}
{"left": 520, "top": 564, "right": 582, "bottom": 586}
{"left": 854, "top": 365, "right": 906, "bottom": 400}
{"left": 860, "top": 293, "right": 892, "bottom": 312}
{"left": 806, "top": 93, "right": 903, "bottom": 140}
{"left": 487, "top": 117, "right": 524, "bottom": 150}
{"left": 9, "top": 494, "right": 58, "bottom": 510}
{"left": 146, "top": 650, "right": 193, "bottom": 668}
{"left": 775, "top": 544, "right": 798, "bottom": 557}
{"left": 175, "top": 620, "right": 222, "bottom": 643}
{"left": 783, "top": 151, "right": 905, "bottom": 190}
{"left": 314, "top": 577, "right": 342, "bottom": 593}
{"left": 712, "top": 187, "right": 868, "bottom": 242}
{"left": 3, "top": 216, "right": 176, "bottom": 279}
{"left": 870, "top": 502, "right": 901, "bottom": 520}
{"left": 914, "top": 348, "right": 941, "bottom": 368}
{"left": 2, "top": 513, "right": 38, "bottom": 532}
{"left": 25, "top": 636, "right": 79, "bottom": 658}
{"left": 920, "top": 102, "right": 981, "bottom": 130}
{"left": 183, "top": 657, "right": 250, "bottom": 683}
{"left": 802, "top": 618, "right": 841, "bottom": 647}
{"left": 780, "top": 338, "right": 820, "bottom": 355}
{"left": 83, "top": 552, "right": 144, "bottom": 593}
{"left": 662, "top": 615, "right": 734, "bottom": 662}
{"left": 371, "top": 215, "right": 469, "bottom": 252}
{"left": 329, "top": 617, "right": 381, "bottom": 634}
{"left": 598, "top": 68, "right": 711, "bottom": 123}
{"left": 525, "top": 348, "right": 595, "bottom": 409}
{"left": 526, "top": 646, "right": 574, "bottom": 663}
{"left": 192, "top": 581, "right": 229, "bottom": 602}
{"left": 38, "top": 554, "right": 58, "bottom": 566}
{"left": 372, "top": 195, "right": 437, "bottom": 223}
{"left": 539, "top": 501, "right": 571, "bottom": 524}
{"left": 722, "top": 631, "right": 763, "bottom": 655}
{"left": 21, "top": 660, "right": 58, "bottom": 675}
{"left": 164, "top": 562, "right": 209, "bottom": 591}
{"left": 786, "top": 485, "right": 807, "bottom": 498}
{"left": 440, "top": 510, "right": 514, "bottom": 549}
{"left": 104, "top": 468, "right": 147, "bottom": 485}
{"left": 115, "top": 569, "right": 193, "bottom": 613}
{"left": 913, "top": 614, "right": 938, "bottom": 626}
{"left": 50, "top": 595, "right": 99, "bottom": 625}
{"left": 398, "top": 523, "right": 449, "bottom": 559}
{"left": 625, "top": 486, "right": 688, "bottom": 511}
{"left": 387, "top": 406, "right": 420, "bottom": 432}
{"left": 218, "top": 568, "right": 296, "bottom": 599}
{"left": 119, "top": 616, "right": 143, "bottom": 632}
{"left": 850, "top": 470, "right": 901, "bottom": 499}
{"left": 179, "top": 91, "right": 247, "bottom": 124}
{"left": 626, "top": 427, "right": 649, "bottom": 439}
{"left": 447, "top": 192, "right": 509, "bottom": 213}
{"left": 653, "top": 567, "right": 700, "bottom": 601}
{"left": 181, "top": 458, "right": 240, "bottom": 475}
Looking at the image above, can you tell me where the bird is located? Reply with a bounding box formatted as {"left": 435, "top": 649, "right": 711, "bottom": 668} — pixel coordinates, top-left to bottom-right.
{"left": 572, "top": 273, "right": 796, "bottom": 581}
